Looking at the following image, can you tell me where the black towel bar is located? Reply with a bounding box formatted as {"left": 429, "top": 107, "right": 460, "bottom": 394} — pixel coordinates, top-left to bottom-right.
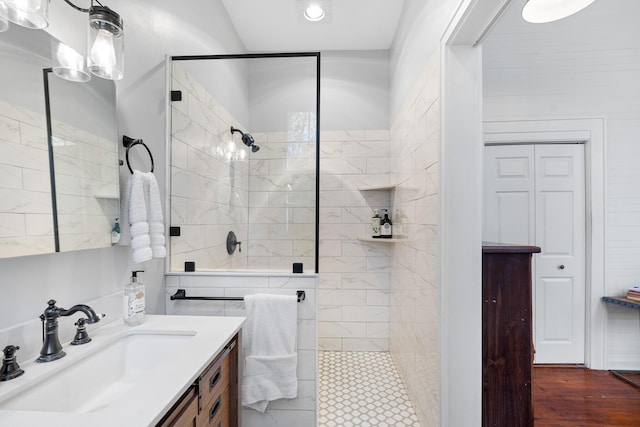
{"left": 170, "top": 289, "right": 306, "bottom": 303}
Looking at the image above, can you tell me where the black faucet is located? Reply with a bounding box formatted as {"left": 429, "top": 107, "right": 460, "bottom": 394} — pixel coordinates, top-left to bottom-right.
{"left": 37, "top": 300, "right": 103, "bottom": 363}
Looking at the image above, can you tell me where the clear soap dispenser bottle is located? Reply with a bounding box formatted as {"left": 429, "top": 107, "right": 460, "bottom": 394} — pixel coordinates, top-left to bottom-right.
{"left": 124, "top": 270, "right": 145, "bottom": 326}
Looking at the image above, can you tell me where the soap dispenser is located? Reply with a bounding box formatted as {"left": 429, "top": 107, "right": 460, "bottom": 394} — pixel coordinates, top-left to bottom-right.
{"left": 124, "top": 270, "right": 145, "bottom": 326}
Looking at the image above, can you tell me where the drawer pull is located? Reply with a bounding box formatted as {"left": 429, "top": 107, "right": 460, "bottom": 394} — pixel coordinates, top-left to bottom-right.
{"left": 209, "top": 368, "right": 222, "bottom": 390}
{"left": 209, "top": 396, "right": 222, "bottom": 421}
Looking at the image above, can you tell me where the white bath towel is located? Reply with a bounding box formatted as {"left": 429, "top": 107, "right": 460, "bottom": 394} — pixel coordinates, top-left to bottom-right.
{"left": 242, "top": 294, "right": 298, "bottom": 412}
{"left": 127, "top": 170, "right": 152, "bottom": 263}
{"left": 144, "top": 172, "right": 166, "bottom": 258}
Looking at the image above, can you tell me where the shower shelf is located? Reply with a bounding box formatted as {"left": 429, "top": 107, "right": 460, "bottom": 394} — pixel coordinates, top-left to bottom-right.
{"left": 357, "top": 236, "right": 408, "bottom": 243}
{"left": 357, "top": 183, "right": 397, "bottom": 191}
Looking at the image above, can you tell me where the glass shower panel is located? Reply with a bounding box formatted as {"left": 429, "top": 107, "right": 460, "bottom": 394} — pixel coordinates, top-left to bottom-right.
{"left": 169, "top": 54, "right": 318, "bottom": 273}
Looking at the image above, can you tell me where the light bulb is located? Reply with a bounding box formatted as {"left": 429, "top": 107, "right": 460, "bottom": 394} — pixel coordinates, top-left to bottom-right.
{"left": 90, "top": 29, "right": 117, "bottom": 70}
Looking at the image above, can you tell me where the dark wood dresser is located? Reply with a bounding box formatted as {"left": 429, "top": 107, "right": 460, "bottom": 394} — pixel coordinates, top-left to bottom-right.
{"left": 482, "top": 243, "right": 541, "bottom": 427}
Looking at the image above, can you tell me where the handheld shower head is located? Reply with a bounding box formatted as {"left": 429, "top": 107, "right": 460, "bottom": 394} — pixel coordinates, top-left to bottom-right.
{"left": 230, "top": 126, "right": 260, "bottom": 152}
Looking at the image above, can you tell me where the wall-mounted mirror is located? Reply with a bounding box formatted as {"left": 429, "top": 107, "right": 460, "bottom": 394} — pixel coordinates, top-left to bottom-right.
{"left": 0, "top": 25, "right": 119, "bottom": 258}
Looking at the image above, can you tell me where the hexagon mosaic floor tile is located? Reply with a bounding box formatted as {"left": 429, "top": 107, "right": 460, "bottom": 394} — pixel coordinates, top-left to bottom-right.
{"left": 318, "top": 351, "right": 421, "bottom": 427}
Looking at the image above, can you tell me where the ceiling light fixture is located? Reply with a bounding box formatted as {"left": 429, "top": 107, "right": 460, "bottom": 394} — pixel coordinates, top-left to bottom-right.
{"left": 304, "top": 4, "right": 325, "bottom": 22}
{"left": 0, "top": 0, "right": 124, "bottom": 81}
{"left": 522, "top": 0, "right": 595, "bottom": 23}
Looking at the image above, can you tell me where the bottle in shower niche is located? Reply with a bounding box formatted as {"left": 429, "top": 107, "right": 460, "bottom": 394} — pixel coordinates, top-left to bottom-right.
{"left": 381, "top": 209, "right": 393, "bottom": 238}
{"left": 123, "top": 270, "right": 145, "bottom": 326}
{"left": 371, "top": 209, "right": 381, "bottom": 238}
{"left": 111, "top": 217, "right": 120, "bottom": 245}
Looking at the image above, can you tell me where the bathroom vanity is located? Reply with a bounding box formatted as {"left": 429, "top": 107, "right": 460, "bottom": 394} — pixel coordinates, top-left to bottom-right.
{"left": 0, "top": 315, "right": 244, "bottom": 426}
{"left": 158, "top": 332, "right": 239, "bottom": 427}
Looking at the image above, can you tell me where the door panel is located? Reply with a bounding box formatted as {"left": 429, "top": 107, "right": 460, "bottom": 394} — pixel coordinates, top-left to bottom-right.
{"left": 483, "top": 145, "right": 534, "bottom": 245}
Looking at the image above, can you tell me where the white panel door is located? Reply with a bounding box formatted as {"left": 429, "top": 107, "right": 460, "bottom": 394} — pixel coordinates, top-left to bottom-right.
{"left": 534, "top": 144, "right": 585, "bottom": 363}
{"left": 483, "top": 144, "right": 585, "bottom": 364}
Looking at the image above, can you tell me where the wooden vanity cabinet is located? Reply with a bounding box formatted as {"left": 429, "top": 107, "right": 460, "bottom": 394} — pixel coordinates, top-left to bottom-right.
{"left": 482, "top": 243, "right": 540, "bottom": 427}
{"left": 157, "top": 334, "right": 240, "bottom": 427}
{"left": 157, "top": 385, "right": 199, "bottom": 427}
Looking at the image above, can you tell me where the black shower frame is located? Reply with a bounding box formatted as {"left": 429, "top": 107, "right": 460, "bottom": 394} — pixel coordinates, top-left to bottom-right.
{"left": 171, "top": 52, "right": 321, "bottom": 274}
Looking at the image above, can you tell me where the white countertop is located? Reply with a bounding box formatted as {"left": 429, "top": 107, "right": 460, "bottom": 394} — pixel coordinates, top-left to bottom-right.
{"left": 0, "top": 315, "right": 245, "bottom": 426}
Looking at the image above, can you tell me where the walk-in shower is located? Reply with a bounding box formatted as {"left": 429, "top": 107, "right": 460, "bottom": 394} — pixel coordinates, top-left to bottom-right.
{"left": 168, "top": 53, "right": 320, "bottom": 274}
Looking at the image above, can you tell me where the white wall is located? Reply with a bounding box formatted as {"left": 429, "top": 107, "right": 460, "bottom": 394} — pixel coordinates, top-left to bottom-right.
{"left": 483, "top": 0, "right": 640, "bottom": 369}
{"left": 0, "top": 0, "right": 246, "bottom": 329}
{"left": 321, "top": 51, "right": 390, "bottom": 131}
{"left": 388, "top": 0, "right": 464, "bottom": 425}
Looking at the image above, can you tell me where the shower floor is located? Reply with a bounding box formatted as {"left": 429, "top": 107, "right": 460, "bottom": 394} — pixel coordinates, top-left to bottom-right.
{"left": 318, "top": 351, "right": 421, "bottom": 427}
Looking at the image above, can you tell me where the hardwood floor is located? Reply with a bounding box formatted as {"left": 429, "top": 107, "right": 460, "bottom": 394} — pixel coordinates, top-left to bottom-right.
{"left": 534, "top": 366, "right": 640, "bottom": 426}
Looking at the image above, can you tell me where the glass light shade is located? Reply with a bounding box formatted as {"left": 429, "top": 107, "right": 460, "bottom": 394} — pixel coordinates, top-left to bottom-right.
{"left": 87, "top": 6, "right": 124, "bottom": 80}
{"left": 0, "top": 1, "right": 9, "bottom": 32}
{"left": 3, "top": 0, "right": 48, "bottom": 29}
{"left": 522, "top": 0, "right": 595, "bottom": 23}
{"left": 304, "top": 5, "right": 325, "bottom": 21}
{"left": 52, "top": 40, "right": 91, "bottom": 83}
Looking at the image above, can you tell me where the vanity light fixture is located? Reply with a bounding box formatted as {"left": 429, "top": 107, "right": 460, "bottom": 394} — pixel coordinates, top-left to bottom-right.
{"left": 304, "top": 4, "right": 325, "bottom": 22}
{"left": 522, "top": 0, "right": 595, "bottom": 23}
{"left": 52, "top": 40, "right": 92, "bottom": 82}
{"left": 0, "top": 1, "right": 9, "bottom": 32}
{"left": 0, "top": 0, "right": 124, "bottom": 81}
{"left": 1, "top": 0, "right": 49, "bottom": 29}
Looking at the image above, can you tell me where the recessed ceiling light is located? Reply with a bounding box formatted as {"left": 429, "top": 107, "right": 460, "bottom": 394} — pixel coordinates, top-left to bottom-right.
{"left": 304, "top": 5, "right": 325, "bottom": 22}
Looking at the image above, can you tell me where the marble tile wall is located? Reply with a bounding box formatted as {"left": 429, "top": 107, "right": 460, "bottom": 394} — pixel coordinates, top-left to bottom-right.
{"left": 0, "top": 100, "right": 53, "bottom": 257}
{"left": 0, "top": 98, "right": 117, "bottom": 256}
{"left": 165, "top": 273, "right": 317, "bottom": 427}
{"left": 53, "top": 119, "right": 120, "bottom": 251}
{"left": 318, "top": 130, "right": 392, "bottom": 352}
{"left": 170, "top": 63, "right": 250, "bottom": 272}
{"left": 246, "top": 129, "right": 316, "bottom": 272}
{"left": 389, "top": 53, "right": 441, "bottom": 426}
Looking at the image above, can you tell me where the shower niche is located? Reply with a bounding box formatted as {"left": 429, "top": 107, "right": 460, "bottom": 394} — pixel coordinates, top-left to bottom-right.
{"left": 167, "top": 53, "right": 320, "bottom": 274}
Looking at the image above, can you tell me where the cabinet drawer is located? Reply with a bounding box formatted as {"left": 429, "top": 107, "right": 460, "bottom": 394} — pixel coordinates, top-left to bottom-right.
{"left": 198, "top": 388, "right": 230, "bottom": 427}
{"left": 200, "top": 348, "right": 232, "bottom": 410}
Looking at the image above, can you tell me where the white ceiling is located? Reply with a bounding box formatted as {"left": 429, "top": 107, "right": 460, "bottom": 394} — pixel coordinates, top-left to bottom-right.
{"left": 220, "top": 0, "right": 405, "bottom": 52}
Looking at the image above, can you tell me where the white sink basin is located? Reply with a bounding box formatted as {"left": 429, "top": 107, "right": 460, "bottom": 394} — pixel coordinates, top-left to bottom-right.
{"left": 1, "top": 331, "right": 195, "bottom": 414}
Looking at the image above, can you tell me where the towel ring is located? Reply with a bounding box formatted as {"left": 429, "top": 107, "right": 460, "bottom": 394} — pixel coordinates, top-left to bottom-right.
{"left": 123, "top": 135, "right": 154, "bottom": 174}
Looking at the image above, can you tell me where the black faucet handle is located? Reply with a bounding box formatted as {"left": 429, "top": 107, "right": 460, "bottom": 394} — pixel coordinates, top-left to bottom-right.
{"left": 0, "top": 345, "right": 24, "bottom": 381}
{"left": 2, "top": 345, "right": 19, "bottom": 358}
{"left": 71, "top": 318, "right": 92, "bottom": 345}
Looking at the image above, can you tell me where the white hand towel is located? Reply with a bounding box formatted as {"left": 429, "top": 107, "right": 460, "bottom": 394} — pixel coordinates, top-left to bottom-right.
{"left": 144, "top": 172, "right": 166, "bottom": 258}
{"left": 242, "top": 294, "right": 298, "bottom": 413}
{"left": 127, "top": 170, "right": 152, "bottom": 263}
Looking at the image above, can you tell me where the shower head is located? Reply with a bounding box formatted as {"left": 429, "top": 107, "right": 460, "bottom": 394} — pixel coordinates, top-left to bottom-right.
{"left": 230, "top": 126, "right": 260, "bottom": 152}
